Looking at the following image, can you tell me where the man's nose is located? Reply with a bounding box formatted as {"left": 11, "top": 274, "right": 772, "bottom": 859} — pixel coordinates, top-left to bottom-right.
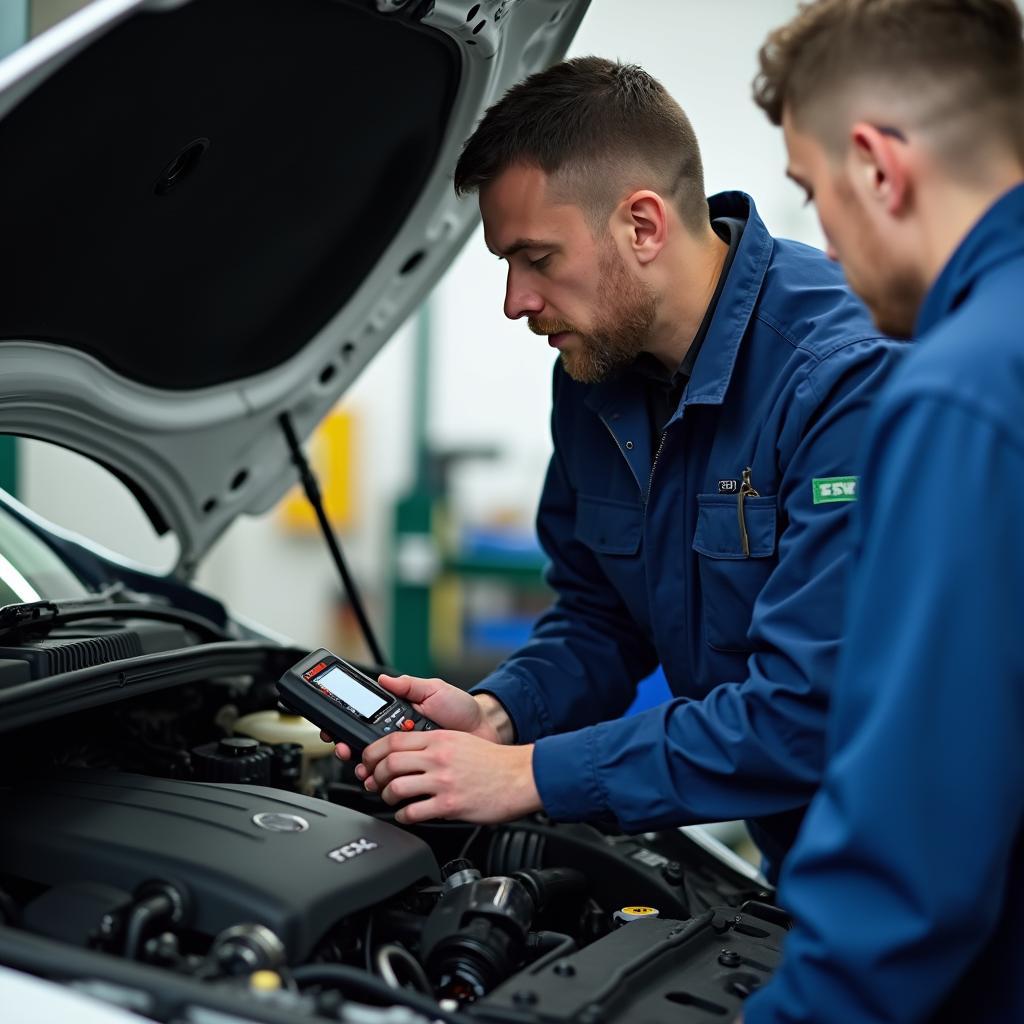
{"left": 504, "top": 269, "right": 544, "bottom": 321}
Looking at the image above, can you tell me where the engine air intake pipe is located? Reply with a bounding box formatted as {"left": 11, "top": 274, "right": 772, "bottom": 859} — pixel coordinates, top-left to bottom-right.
{"left": 420, "top": 867, "right": 586, "bottom": 1003}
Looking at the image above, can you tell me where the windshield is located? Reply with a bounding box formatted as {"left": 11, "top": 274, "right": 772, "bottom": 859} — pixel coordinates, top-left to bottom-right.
{"left": 0, "top": 503, "right": 88, "bottom": 605}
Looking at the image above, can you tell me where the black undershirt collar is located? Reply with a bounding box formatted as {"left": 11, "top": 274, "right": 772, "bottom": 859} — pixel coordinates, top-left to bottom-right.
{"left": 631, "top": 215, "right": 745, "bottom": 447}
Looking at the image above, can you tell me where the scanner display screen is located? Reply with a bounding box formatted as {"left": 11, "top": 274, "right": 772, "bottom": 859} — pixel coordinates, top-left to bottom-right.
{"left": 315, "top": 665, "right": 388, "bottom": 719}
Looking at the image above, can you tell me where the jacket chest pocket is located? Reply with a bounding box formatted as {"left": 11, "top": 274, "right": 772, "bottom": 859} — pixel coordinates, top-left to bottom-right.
{"left": 692, "top": 493, "right": 778, "bottom": 652}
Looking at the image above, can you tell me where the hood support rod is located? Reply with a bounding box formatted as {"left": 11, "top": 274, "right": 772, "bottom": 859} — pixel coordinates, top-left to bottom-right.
{"left": 279, "top": 412, "right": 387, "bottom": 668}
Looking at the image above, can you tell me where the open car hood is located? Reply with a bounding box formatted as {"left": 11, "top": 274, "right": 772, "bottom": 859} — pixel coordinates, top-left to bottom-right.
{"left": 0, "top": 0, "right": 589, "bottom": 574}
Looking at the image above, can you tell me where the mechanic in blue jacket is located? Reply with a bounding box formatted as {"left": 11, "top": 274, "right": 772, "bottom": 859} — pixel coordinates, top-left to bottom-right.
{"left": 332, "top": 58, "right": 902, "bottom": 876}
{"left": 741, "top": 1, "right": 1024, "bottom": 1020}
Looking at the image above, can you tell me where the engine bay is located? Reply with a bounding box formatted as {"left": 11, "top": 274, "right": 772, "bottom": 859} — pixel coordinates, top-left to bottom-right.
{"left": 0, "top": 648, "right": 787, "bottom": 1023}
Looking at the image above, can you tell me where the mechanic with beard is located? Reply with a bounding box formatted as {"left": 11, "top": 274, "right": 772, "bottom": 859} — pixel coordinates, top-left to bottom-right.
{"left": 327, "top": 57, "right": 903, "bottom": 879}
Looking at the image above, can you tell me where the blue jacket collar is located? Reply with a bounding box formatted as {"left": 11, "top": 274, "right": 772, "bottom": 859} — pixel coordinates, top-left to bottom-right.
{"left": 916, "top": 182, "right": 1024, "bottom": 338}
{"left": 585, "top": 191, "right": 773, "bottom": 418}
{"left": 684, "top": 192, "right": 773, "bottom": 406}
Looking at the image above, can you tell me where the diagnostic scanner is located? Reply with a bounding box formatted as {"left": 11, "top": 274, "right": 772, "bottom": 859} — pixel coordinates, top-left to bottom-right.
{"left": 277, "top": 648, "right": 437, "bottom": 759}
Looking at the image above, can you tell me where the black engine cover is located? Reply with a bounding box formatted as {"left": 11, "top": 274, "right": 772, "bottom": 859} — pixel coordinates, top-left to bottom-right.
{"left": 0, "top": 770, "right": 438, "bottom": 961}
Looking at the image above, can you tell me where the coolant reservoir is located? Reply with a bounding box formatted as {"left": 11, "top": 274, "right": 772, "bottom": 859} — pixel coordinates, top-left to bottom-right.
{"left": 233, "top": 711, "right": 334, "bottom": 793}
{"left": 234, "top": 710, "right": 334, "bottom": 757}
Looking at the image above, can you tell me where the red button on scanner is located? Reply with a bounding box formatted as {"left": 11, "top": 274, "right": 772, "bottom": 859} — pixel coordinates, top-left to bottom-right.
{"left": 401, "top": 719, "right": 415, "bottom": 731}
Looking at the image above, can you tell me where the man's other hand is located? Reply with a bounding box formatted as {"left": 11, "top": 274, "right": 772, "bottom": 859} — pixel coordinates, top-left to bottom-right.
{"left": 360, "top": 730, "right": 541, "bottom": 825}
{"left": 320, "top": 673, "right": 508, "bottom": 763}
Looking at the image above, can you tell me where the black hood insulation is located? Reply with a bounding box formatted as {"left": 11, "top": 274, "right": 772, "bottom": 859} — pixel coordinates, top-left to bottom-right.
{"left": 0, "top": 0, "right": 459, "bottom": 389}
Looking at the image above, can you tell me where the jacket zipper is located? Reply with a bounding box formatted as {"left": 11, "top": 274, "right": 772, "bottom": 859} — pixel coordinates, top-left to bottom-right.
{"left": 646, "top": 430, "right": 668, "bottom": 504}
{"left": 737, "top": 466, "right": 760, "bottom": 557}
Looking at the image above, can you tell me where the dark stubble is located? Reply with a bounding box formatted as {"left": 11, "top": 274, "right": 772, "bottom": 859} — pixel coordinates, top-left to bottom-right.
{"left": 529, "top": 240, "right": 657, "bottom": 383}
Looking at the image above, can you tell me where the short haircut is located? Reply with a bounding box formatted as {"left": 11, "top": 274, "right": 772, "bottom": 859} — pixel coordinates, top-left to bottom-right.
{"left": 453, "top": 56, "right": 709, "bottom": 234}
{"left": 753, "top": 0, "right": 1024, "bottom": 165}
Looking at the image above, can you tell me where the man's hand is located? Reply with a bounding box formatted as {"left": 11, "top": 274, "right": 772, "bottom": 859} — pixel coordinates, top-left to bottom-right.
{"left": 320, "top": 674, "right": 511, "bottom": 765}
{"left": 360, "top": 730, "right": 541, "bottom": 825}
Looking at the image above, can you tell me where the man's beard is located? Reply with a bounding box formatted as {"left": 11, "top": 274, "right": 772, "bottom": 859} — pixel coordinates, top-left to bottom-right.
{"left": 529, "top": 243, "right": 657, "bottom": 384}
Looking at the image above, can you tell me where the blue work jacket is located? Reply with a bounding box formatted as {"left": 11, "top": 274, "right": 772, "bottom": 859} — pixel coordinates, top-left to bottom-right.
{"left": 745, "top": 185, "right": 1024, "bottom": 1023}
{"left": 475, "top": 192, "right": 904, "bottom": 871}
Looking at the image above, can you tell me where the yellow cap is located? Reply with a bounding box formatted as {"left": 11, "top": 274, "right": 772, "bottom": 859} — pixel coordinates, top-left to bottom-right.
{"left": 613, "top": 906, "right": 660, "bottom": 925}
{"left": 249, "top": 970, "right": 282, "bottom": 992}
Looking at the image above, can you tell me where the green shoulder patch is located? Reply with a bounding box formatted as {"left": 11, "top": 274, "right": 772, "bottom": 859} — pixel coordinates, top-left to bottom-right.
{"left": 813, "top": 476, "right": 858, "bottom": 504}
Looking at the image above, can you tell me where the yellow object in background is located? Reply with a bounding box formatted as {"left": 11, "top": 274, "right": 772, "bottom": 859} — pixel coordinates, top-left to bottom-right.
{"left": 430, "top": 573, "right": 463, "bottom": 663}
{"left": 278, "top": 408, "right": 357, "bottom": 532}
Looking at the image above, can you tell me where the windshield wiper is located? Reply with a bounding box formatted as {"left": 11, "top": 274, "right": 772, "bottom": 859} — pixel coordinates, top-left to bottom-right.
{"left": 0, "top": 586, "right": 229, "bottom": 645}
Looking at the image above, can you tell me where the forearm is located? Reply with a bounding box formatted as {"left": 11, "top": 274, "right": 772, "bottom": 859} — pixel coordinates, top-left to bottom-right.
{"left": 533, "top": 676, "right": 827, "bottom": 831}
{"left": 482, "top": 419, "right": 656, "bottom": 743}
{"left": 474, "top": 692, "right": 516, "bottom": 745}
{"left": 472, "top": 612, "right": 657, "bottom": 743}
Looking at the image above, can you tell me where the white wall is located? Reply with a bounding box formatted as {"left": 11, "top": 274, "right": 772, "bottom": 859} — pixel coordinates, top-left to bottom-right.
{"left": 18, "top": 0, "right": 823, "bottom": 650}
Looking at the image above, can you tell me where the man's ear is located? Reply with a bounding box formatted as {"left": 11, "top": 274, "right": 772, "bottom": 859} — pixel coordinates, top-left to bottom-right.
{"left": 613, "top": 190, "right": 668, "bottom": 266}
{"left": 848, "top": 122, "right": 912, "bottom": 216}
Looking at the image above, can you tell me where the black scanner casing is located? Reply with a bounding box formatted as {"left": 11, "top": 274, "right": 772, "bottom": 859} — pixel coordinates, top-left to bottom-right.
{"left": 278, "top": 647, "right": 437, "bottom": 759}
